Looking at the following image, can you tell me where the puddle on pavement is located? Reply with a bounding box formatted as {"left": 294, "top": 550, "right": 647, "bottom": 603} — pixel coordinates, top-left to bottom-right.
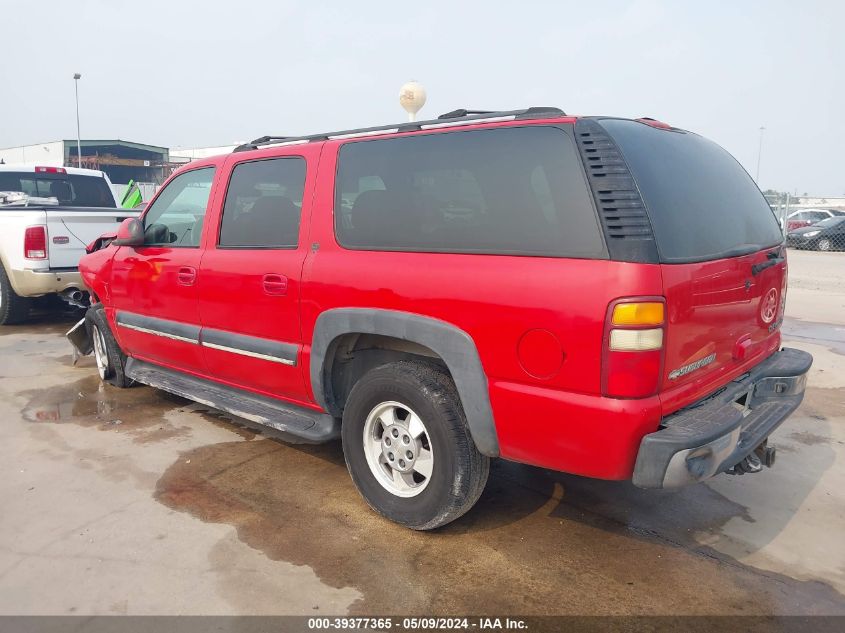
{"left": 155, "top": 437, "right": 845, "bottom": 615}
{"left": 18, "top": 374, "right": 193, "bottom": 443}
{"left": 801, "top": 385, "right": 845, "bottom": 421}
{"left": 16, "top": 369, "right": 269, "bottom": 447}
{"left": 783, "top": 318, "right": 845, "bottom": 357}
{"left": 789, "top": 430, "right": 834, "bottom": 446}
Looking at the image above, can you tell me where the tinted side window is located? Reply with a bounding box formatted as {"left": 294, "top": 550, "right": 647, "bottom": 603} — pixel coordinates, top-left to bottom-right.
{"left": 219, "top": 157, "right": 306, "bottom": 248}
{"left": 143, "top": 167, "right": 215, "bottom": 247}
{"left": 334, "top": 126, "right": 605, "bottom": 258}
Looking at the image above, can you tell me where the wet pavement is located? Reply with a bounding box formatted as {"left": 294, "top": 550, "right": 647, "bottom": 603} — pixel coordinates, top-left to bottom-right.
{"left": 0, "top": 251, "right": 844, "bottom": 615}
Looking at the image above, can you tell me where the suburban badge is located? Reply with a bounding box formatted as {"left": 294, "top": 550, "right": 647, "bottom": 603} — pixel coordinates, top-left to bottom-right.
{"left": 668, "top": 353, "right": 717, "bottom": 380}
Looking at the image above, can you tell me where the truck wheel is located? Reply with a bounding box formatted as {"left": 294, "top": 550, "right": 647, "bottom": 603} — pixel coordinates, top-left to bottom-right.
{"left": 85, "top": 305, "right": 132, "bottom": 388}
{"left": 0, "top": 265, "right": 32, "bottom": 325}
{"left": 341, "top": 360, "right": 489, "bottom": 530}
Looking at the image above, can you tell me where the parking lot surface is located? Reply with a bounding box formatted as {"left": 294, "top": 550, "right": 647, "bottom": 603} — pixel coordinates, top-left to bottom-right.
{"left": 0, "top": 250, "right": 843, "bottom": 615}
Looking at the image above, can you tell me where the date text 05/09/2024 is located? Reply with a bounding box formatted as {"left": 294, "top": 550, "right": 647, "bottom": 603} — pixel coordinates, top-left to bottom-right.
{"left": 307, "top": 617, "right": 528, "bottom": 630}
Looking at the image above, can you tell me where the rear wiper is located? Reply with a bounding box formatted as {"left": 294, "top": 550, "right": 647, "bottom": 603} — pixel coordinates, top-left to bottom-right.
{"left": 718, "top": 244, "right": 764, "bottom": 258}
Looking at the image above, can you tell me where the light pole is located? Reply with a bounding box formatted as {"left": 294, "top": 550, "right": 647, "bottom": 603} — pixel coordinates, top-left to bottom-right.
{"left": 73, "top": 73, "right": 82, "bottom": 168}
{"left": 755, "top": 125, "right": 765, "bottom": 183}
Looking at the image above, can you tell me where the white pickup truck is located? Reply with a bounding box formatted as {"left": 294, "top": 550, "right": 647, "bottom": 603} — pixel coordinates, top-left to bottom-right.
{"left": 0, "top": 165, "right": 141, "bottom": 324}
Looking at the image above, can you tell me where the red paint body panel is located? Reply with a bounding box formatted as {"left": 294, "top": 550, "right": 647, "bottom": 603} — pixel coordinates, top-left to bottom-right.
{"left": 109, "top": 244, "right": 207, "bottom": 372}
{"left": 103, "top": 157, "right": 224, "bottom": 374}
{"left": 658, "top": 250, "right": 786, "bottom": 416}
{"left": 193, "top": 145, "right": 324, "bottom": 403}
{"left": 489, "top": 380, "right": 662, "bottom": 479}
{"left": 77, "top": 114, "right": 790, "bottom": 483}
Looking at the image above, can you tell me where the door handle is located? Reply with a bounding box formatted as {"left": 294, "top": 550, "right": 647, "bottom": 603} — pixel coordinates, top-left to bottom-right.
{"left": 263, "top": 273, "right": 288, "bottom": 296}
{"left": 177, "top": 266, "right": 197, "bottom": 286}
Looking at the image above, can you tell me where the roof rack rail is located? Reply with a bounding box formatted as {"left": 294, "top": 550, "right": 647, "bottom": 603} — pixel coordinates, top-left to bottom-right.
{"left": 234, "top": 107, "right": 567, "bottom": 152}
{"left": 234, "top": 135, "right": 294, "bottom": 152}
{"left": 437, "top": 109, "right": 496, "bottom": 119}
{"left": 251, "top": 135, "right": 293, "bottom": 144}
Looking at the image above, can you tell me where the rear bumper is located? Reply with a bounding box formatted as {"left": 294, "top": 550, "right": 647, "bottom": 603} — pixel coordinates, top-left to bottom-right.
{"left": 632, "top": 347, "right": 813, "bottom": 489}
{"left": 7, "top": 267, "right": 85, "bottom": 297}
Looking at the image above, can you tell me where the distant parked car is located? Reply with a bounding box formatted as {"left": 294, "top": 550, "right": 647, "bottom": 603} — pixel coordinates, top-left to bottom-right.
{"left": 785, "top": 209, "right": 843, "bottom": 232}
{"left": 787, "top": 216, "right": 845, "bottom": 251}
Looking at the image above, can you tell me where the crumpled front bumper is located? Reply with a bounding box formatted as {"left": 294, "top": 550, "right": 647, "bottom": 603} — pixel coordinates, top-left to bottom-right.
{"left": 66, "top": 317, "right": 93, "bottom": 357}
{"left": 633, "top": 348, "right": 813, "bottom": 489}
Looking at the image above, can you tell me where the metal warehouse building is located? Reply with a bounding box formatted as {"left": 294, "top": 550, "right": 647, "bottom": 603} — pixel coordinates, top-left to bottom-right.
{"left": 0, "top": 139, "right": 172, "bottom": 185}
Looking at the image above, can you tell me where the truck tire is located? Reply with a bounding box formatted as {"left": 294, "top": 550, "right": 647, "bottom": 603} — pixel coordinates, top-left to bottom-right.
{"left": 85, "top": 305, "right": 133, "bottom": 388}
{"left": 0, "top": 265, "right": 32, "bottom": 325}
{"left": 341, "top": 360, "right": 489, "bottom": 530}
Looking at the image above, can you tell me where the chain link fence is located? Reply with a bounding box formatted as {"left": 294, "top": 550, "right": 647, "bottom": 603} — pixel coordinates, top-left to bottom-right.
{"left": 765, "top": 193, "right": 845, "bottom": 252}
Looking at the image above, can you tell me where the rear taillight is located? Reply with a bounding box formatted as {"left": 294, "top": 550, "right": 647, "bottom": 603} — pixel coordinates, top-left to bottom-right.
{"left": 34, "top": 166, "right": 66, "bottom": 174}
{"left": 602, "top": 298, "right": 666, "bottom": 398}
{"left": 24, "top": 226, "right": 48, "bottom": 259}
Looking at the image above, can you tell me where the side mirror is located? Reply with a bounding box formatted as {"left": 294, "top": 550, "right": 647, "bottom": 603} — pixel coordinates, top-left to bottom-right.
{"left": 112, "top": 218, "right": 144, "bottom": 247}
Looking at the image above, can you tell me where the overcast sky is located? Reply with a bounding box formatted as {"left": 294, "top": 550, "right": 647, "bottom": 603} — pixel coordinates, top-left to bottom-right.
{"left": 2, "top": 0, "right": 842, "bottom": 194}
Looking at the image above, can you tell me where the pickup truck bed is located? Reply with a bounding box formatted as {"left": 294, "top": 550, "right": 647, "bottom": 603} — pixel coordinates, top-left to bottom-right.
{"left": 0, "top": 205, "right": 140, "bottom": 324}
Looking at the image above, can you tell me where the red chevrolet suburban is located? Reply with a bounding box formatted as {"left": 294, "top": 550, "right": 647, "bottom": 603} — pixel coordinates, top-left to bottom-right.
{"left": 71, "top": 107, "right": 812, "bottom": 529}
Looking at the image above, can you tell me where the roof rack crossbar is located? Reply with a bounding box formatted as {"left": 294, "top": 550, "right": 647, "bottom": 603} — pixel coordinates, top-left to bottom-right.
{"left": 233, "top": 107, "right": 567, "bottom": 152}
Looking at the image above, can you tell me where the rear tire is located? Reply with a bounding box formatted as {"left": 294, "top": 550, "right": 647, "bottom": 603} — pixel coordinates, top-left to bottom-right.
{"left": 341, "top": 360, "right": 489, "bottom": 530}
{"left": 85, "top": 305, "right": 132, "bottom": 388}
{"left": 0, "top": 265, "right": 32, "bottom": 325}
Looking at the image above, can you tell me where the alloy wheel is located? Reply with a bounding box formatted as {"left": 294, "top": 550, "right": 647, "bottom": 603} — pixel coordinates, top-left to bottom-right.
{"left": 362, "top": 401, "right": 434, "bottom": 498}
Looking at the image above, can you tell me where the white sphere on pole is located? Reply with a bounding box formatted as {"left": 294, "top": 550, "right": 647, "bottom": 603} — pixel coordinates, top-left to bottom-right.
{"left": 399, "top": 81, "right": 427, "bottom": 122}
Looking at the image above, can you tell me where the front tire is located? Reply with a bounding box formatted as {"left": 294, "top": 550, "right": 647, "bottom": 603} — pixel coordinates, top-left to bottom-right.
{"left": 85, "top": 305, "right": 132, "bottom": 388}
{"left": 816, "top": 238, "right": 832, "bottom": 251}
{"left": 0, "top": 265, "right": 32, "bottom": 325}
{"left": 341, "top": 360, "right": 489, "bottom": 530}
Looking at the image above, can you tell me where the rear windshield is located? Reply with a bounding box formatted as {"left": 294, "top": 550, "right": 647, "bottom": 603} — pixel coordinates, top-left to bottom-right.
{"left": 334, "top": 126, "right": 606, "bottom": 258}
{"left": 600, "top": 119, "right": 783, "bottom": 262}
{"left": 0, "top": 172, "right": 115, "bottom": 208}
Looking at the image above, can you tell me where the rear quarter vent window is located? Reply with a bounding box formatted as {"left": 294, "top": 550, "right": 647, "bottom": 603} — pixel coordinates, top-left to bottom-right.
{"left": 334, "top": 126, "right": 607, "bottom": 258}
{"left": 599, "top": 119, "right": 783, "bottom": 263}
